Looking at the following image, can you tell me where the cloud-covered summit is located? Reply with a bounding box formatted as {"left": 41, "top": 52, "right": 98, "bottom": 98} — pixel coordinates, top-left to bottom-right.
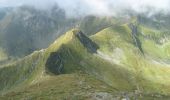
{"left": 0, "top": 0, "right": 170, "bottom": 16}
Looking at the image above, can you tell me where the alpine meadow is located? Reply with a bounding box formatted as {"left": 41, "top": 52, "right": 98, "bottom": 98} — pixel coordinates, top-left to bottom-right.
{"left": 0, "top": 0, "right": 170, "bottom": 100}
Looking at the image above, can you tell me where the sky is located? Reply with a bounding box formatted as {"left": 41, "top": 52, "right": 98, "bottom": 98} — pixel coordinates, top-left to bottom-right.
{"left": 0, "top": 0, "right": 170, "bottom": 16}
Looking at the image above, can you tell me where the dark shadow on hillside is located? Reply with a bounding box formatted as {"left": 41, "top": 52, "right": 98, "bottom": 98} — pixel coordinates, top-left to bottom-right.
{"left": 75, "top": 31, "right": 99, "bottom": 53}
{"left": 129, "top": 23, "right": 144, "bottom": 54}
{"left": 45, "top": 52, "right": 63, "bottom": 75}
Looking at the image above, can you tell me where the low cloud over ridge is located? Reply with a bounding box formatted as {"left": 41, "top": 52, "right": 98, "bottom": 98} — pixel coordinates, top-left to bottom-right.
{"left": 0, "top": 0, "right": 170, "bottom": 16}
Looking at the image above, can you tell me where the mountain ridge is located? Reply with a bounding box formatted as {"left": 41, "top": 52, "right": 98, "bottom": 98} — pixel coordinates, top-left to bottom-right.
{"left": 1, "top": 25, "right": 170, "bottom": 99}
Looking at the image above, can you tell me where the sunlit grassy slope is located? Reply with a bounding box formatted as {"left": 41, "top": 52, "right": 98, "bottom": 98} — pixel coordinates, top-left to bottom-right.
{"left": 91, "top": 25, "right": 170, "bottom": 94}
{"left": 1, "top": 23, "right": 170, "bottom": 99}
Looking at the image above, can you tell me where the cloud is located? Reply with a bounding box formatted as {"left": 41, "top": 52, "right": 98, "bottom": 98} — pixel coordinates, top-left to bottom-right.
{"left": 0, "top": 0, "right": 170, "bottom": 16}
{"left": 55, "top": 0, "right": 170, "bottom": 17}
{"left": 0, "top": 0, "right": 55, "bottom": 9}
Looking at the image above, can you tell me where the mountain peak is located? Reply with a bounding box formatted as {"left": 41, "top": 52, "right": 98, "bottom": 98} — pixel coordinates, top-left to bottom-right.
{"left": 62, "top": 28, "right": 81, "bottom": 40}
{"left": 48, "top": 28, "right": 99, "bottom": 53}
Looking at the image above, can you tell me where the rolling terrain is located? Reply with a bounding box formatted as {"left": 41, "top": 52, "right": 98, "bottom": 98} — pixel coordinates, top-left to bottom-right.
{"left": 1, "top": 19, "right": 170, "bottom": 99}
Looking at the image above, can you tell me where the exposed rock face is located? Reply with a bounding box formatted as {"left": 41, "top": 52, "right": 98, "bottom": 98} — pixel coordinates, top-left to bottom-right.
{"left": 45, "top": 52, "right": 63, "bottom": 75}
{"left": 75, "top": 31, "right": 99, "bottom": 53}
{"left": 129, "top": 23, "right": 144, "bottom": 54}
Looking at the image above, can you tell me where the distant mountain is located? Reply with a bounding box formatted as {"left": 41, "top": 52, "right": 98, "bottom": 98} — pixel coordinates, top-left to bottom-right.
{"left": 0, "top": 5, "right": 76, "bottom": 57}
{"left": 138, "top": 12, "right": 170, "bottom": 30}
{"left": 0, "top": 5, "right": 118, "bottom": 58}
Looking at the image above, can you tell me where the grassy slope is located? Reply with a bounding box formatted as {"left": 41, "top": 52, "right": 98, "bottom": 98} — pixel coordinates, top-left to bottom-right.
{"left": 139, "top": 26, "right": 170, "bottom": 60}
{"left": 0, "top": 29, "right": 119, "bottom": 100}
{"left": 91, "top": 25, "right": 170, "bottom": 95}
{"left": 0, "top": 51, "right": 44, "bottom": 93}
{"left": 0, "top": 73, "right": 117, "bottom": 100}
{"left": 1, "top": 25, "right": 170, "bottom": 99}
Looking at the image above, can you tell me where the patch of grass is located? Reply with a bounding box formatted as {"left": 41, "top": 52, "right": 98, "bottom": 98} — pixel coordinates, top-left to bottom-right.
{"left": 0, "top": 73, "right": 116, "bottom": 100}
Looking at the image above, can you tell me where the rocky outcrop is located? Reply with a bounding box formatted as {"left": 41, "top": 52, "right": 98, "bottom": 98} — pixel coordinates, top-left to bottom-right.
{"left": 75, "top": 31, "right": 99, "bottom": 53}
{"left": 129, "top": 23, "right": 144, "bottom": 54}
{"left": 45, "top": 52, "right": 63, "bottom": 75}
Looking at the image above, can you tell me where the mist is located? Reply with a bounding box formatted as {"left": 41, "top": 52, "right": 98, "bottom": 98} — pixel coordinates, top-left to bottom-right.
{"left": 0, "top": 0, "right": 170, "bottom": 17}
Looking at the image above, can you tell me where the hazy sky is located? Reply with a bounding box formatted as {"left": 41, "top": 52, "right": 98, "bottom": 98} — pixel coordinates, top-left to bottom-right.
{"left": 0, "top": 0, "right": 170, "bottom": 16}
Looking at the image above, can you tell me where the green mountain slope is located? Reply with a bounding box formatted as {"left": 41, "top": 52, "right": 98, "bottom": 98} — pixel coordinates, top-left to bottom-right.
{"left": 1, "top": 24, "right": 170, "bottom": 99}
